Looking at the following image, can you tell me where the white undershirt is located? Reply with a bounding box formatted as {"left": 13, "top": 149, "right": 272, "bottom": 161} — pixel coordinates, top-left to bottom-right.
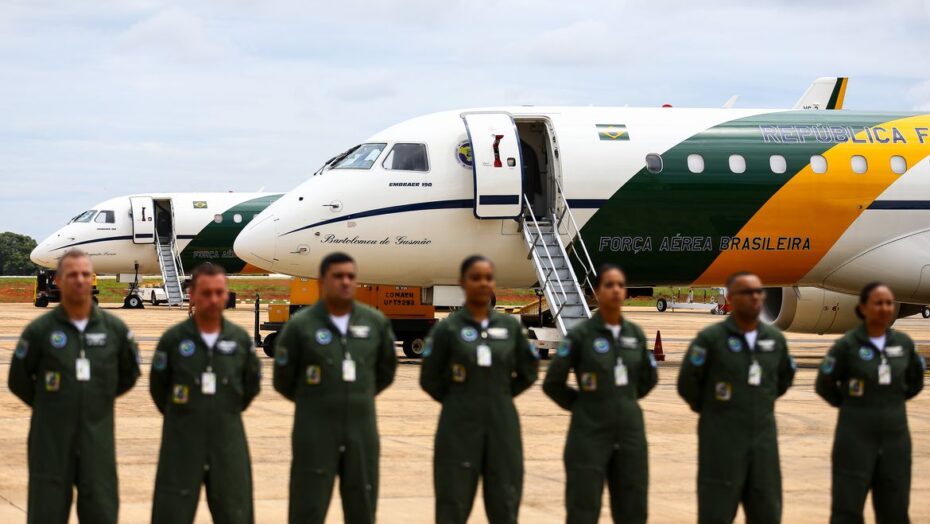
{"left": 70, "top": 318, "right": 88, "bottom": 333}
{"left": 745, "top": 330, "right": 758, "bottom": 351}
{"left": 480, "top": 318, "right": 489, "bottom": 329}
{"left": 201, "top": 331, "right": 220, "bottom": 349}
{"left": 870, "top": 334, "right": 887, "bottom": 351}
{"left": 330, "top": 313, "right": 351, "bottom": 336}
{"left": 606, "top": 323, "right": 621, "bottom": 341}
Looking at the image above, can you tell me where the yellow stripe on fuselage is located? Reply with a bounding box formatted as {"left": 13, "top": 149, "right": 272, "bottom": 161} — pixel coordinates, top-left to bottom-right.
{"left": 693, "top": 114, "right": 930, "bottom": 287}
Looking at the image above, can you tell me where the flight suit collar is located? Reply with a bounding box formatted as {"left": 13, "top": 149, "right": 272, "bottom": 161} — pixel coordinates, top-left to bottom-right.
{"left": 308, "top": 300, "right": 359, "bottom": 333}
{"left": 851, "top": 322, "right": 897, "bottom": 348}
{"left": 53, "top": 302, "right": 103, "bottom": 330}
{"left": 180, "top": 314, "right": 235, "bottom": 346}
{"left": 590, "top": 311, "right": 632, "bottom": 336}
{"left": 456, "top": 304, "right": 501, "bottom": 328}
{"left": 723, "top": 315, "right": 775, "bottom": 341}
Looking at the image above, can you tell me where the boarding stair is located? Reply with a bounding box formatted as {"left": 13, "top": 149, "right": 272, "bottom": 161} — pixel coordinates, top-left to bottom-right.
{"left": 155, "top": 231, "right": 185, "bottom": 306}
{"left": 521, "top": 179, "right": 598, "bottom": 335}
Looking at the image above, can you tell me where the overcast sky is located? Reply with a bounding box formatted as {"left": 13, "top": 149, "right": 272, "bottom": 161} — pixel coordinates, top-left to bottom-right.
{"left": 3, "top": 0, "right": 930, "bottom": 240}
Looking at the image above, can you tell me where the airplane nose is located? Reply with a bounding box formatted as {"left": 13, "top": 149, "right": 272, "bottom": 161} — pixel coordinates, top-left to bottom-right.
{"left": 234, "top": 213, "right": 278, "bottom": 271}
{"left": 30, "top": 243, "right": 54, "bottom": 268}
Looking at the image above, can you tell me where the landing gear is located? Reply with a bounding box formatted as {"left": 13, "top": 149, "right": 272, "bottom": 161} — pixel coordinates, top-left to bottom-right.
{"left": 124, "top": 294, "right": 144, "bottom": 309}
{"left": 922, "top": 306, "right": 930, "bottom": 319}
{"left": 34, "top": 296, "right": 49, "bottom": 308}
{"left": 261, "top": 332, "right": 278, "bottom": 358}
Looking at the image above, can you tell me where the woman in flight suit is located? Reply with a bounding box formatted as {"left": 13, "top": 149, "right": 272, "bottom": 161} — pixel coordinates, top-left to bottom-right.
{"left": 816, "top": 282, "right": 926, "bottom": 523}
{"left": 543, "top": 264, "right": 658, "bottom": 524}
{"left": 420, "top": 255, "right": 539, "bottom": 524}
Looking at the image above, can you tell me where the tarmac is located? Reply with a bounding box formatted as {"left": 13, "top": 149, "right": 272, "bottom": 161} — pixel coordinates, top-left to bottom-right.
{"left": 0, "top": 303, "right": 927, "bottom": 523}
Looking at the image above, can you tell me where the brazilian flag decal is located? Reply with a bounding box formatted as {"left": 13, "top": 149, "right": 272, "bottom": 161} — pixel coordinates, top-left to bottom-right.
{"left": 597, "top": 124, "right": 630, "bottom": 141}
{"left": 193, "top": 201, "right": 207, "bottom": 209}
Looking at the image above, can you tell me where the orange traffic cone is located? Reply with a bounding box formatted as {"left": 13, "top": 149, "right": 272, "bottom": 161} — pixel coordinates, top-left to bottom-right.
{"left": 653, "top": 330, "right": 665, "bottom": 362}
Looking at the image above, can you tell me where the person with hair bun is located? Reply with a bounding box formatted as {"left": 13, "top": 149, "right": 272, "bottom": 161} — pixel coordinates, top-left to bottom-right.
{"left": 816, "top": 282, "right": 926, "bottom": 523}
{"left": 420, "top": 255, "right": 539, "bottom": 524}
{"left": 543, "top": 263, "right": 657, "bottom": 523}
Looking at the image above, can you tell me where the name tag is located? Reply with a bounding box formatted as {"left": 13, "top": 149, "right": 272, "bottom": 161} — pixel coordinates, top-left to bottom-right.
{"left": 76, "top": 357, "right": 91, "bottom": 381}
{"left": 202, "top": 371, "right": 217, "bottom": 394}
{"left": 620, "top": 336, "right": 638, "bottom": 349}
{"left": 349, "top": 325, "right": 370, "bottom": 339}
{"left": 757, "top": 340, "right": 776, "bottom": 352}
{"left": 477, "top": 344, "right": 492, "bottom": 367}
{"left": 85, "top": 333, "right": 107, "bottom": 346}
{"left": 343, "top": 357, "right": 356, "bottom": 382}
{"left": 216, "top": 340, "right": 237, "bottom": 354}
{"left": 487, "top": 327, "right": 509, "bottom": 340}
{"left": 885, "top": 346, "right": 904, "bottom": 358}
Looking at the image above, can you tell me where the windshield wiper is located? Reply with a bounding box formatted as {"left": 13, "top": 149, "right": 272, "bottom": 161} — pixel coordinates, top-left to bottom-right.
{"left": 313, "top": 145, "right": 361, "bottom": 176}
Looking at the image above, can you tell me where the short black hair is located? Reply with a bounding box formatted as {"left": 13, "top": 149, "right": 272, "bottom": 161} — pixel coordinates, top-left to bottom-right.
{"left": 190, "top": 262, "right": 227, "bottom": 288}
{"left": 594, "top": 263, "right": 624, "bottom": 289}
{"left": 726, "top": 271, "right": 757, "bottom": 290}
{"left": 460, "top": 255, "right": 493, "bottom": 278}
{"left": 855, "top": 281, "right": 891, "bottom": 319}
{"left": 320, "top": 252, "right": 356, "bottom": 277}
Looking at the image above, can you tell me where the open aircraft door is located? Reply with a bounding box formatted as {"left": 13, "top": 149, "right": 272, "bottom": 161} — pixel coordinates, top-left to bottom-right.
{"left": 462, "top": 112, "right": 523, "bottom": 219}
{"left": 129, "top": 196, "right": 155, "bottom": 244}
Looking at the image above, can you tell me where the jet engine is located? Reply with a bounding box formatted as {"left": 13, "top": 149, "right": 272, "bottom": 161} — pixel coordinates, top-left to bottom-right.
{"left": 761, "top": 287, "right": 922, "bottom": 335}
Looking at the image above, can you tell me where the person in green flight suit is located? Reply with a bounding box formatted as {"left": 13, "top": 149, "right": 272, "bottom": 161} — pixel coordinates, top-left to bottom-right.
{"left": 543, "top": 263, "right": 658, "bottom": 524}
{"left": 274, "top": 251, "right": 398, "bottom": 524}
{"left": 9, "top": 249, "right": 140, "bottom": 524}
{"left": 677, "top": 271, "right": 796, "bottom": 524}
{"left": 815, "top": 282, "right": 925, "bottom": 524}
{"left": 420, "top": 255, "right": 539, "bottom": 524}
{"left": 149, "top": 262, "right": 262, "bottom": 523}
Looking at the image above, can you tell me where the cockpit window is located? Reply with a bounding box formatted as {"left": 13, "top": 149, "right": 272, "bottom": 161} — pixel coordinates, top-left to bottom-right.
{"left": 330, "top": 143, "right": 387, "bottom": 170}
{"left": 382, "top": 143, "right": 429, "bottom": 172}
{"left": 94, "top": 210, "right": 115, "bottom": 224}
{"left": 70, "top": 210, "right": 97, "bottom": 223}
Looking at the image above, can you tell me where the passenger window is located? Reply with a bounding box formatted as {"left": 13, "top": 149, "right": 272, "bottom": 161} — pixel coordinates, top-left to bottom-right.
{"left": 687, "top": 154, "right": 704, "bottom": 173}
{"left": 94, "top": 210, "right": 115, "bottom": 223}
{"left": 891, "top": 155, "right": 907, "bottom": 174}
{"left": 810, "top": 155, "right": 828, "bottom": 174}
{"left": 233, "top": 213, "right": 243, "bottom": 224}
{"left": 645, "top": 154, "right": 663, "bottom": 174}
{"left": 769, "top": 155, "right": 787, "bottom": 174}
{"left": 382, "top": 143, "right": 429, "bottom": 172}
{"left": 213, "top": 214, "right": 223, "bottom": 224}
{"left": 729, "top": 154, "right": 746, "bottom": 174}
{"left": 851, "top": 155, "right": 868, "bottom": 174}
{"left": 331, "top": 143, "right": 387, "bottom": 170}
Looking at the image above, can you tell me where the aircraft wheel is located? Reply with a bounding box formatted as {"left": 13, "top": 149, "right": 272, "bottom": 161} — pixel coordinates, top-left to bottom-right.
{"left": 262, "top": 332, "right": 278, "bottom": 358}
{"left": 125, "top": 295, "right": 143, "bottom": 309}
{"left": 402, "top": 337, "right": 426, "bottom": 358}
{"left": 34, "top": 296, "right": 49, "bottom": 308}
{"left": 922, "top": 306, "right": 930, "bottom": 319}
{"left": 656, "top": 298, "right": 668, "bottom": 312}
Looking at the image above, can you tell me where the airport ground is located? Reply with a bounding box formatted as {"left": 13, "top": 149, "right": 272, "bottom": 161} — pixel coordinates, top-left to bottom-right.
{"left": 0, "top": 303, "right": 927, "bottom": 523}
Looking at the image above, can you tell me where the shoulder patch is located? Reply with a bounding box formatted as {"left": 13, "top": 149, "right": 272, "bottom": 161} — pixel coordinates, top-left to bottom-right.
{"left": 556, "top": 340, "right": 571, "bottom": 358}
{"left": 528, "top": 342, "right": 540, "bottom": 360}
{"left": 689, "top": 345, "right": 707, "bottom": 366}
{"left": 274, "top": 346, "right": 288, "bottom": 366}
{"left": 152, "top": 351, "right": 168, "bottom": 371}
{"left": 648, "top": 351, "right": 657, "bottom": 368}
{"left": 820, "top": 355, "right": 835, "bottom": 374}
{"left": 422, "top": 338, "right": 432, "bottom": 358}
{"left": 14, "top": 338, "right": 28, "bottom": 359}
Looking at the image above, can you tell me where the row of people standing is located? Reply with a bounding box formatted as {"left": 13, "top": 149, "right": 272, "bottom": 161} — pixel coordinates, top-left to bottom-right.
{"left": 8, "top": 249, "right": 926, "bottom": 524}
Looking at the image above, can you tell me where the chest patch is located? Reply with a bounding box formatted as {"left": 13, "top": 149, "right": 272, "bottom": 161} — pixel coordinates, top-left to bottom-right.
{"left": 452, "top": 363, "right": 467, "bottom": 382}
{"left": 306, "top": 365, "right": 321, "bottom": 385}
{"left": 848, "top": 378, "right": 865, "bottom": 397}
{"left": 45, "top": 371, "right": 61, "bottom": 392}
{"left": 715, "top": 381, "right": 732, "bottom": 401}
{"left": 620, "top": 336, "right": 638, "bottom": 349}
{"left": 50, "top": 331, "right": 67, "bottom": 349}
{"left": 315, "top": 328, "right": 333, "bottom": 345}
{"left": 593, "top": 338, "right": 610, "bottom": 353}
{"left": 487, "top": 327, "right": 508, "bottom": 340}
{"left": 85, "top": 333, "right": 107, "bottom": 346}
{"left": 172, "top": 385, "right": 189, "bottom": 404}
{"left": 757, "top": 339, "right": 775, "bottom": 352}
{"left": 885, "top": 345, "right": 904, "bottom": 358}
{"left": 349, "top": 325, "right": 370, "bottom": 339}
{"left": 580, "top": 372, "right": 598, "bottom": 391}
{"left": 179, "top": 339, "right": 196, "bottom": 357}
{"left": 460, "top": 327, "right": 478, "bottom": 342}
{"left": 727, "top": 337, "right": 742, "bottom": 352}
{"left": 858, "top": 347, "right": 874, "bottom": 361}
{"left": 216, "top": 340, "right": 237, "bottom": 354}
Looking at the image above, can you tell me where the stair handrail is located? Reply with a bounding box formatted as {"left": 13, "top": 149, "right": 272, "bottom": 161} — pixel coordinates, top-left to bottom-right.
{"left": 553, "top": 178, "right": 598, "bottom": 299}
{"left": 523, "top": 195, "right": 569, "bottom": 305}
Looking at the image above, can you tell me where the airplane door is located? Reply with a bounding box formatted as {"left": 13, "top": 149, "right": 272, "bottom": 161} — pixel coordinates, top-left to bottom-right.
{"left": 129, "top": 196, "right": 155, "bottom": 244}
{"left": 462, "top": 112, "right": 523, "bottom": 219}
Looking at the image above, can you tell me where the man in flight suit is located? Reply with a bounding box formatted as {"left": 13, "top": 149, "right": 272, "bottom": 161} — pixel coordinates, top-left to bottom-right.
{"left": 274, "top": 252, "right": 397, "bottom": 524}
{"left": 677, "top": 272, "right": 796, "bottom": 524}
{"left": 9, "top": 249, "right": 140, "bottom": 524}
{"left": 150, "top": 262, "right": 261, "bottom": 523}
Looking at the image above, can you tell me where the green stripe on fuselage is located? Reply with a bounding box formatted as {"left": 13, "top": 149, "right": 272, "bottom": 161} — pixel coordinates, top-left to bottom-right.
{"left": 578, "top": 111, "right": 912, "bottom": 286}
{"left": 180, "top": 194, "right": 282, "bottom": 274}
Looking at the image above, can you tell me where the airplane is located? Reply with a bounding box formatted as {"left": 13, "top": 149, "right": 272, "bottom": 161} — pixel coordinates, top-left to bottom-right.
{"left": 31, "top": 192, "right": 282, "bottom": 308}
{"left": 233, "top": 78, "right": 928, "bottom": 337}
